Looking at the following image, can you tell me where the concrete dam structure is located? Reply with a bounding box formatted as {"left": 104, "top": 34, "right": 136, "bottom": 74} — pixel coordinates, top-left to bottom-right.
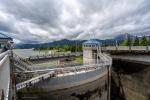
{"left": 1, "top": 34, "right": 150, "bottom": 100}
{"left": 0, "top": 38, "right": 112, "bottom": 100}
{"left": 16, "top": 39, "right": 112, "bottom": 100}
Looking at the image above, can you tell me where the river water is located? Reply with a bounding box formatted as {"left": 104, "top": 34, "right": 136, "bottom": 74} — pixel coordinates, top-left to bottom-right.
{"left": 13, "top": 49, "right": 48, "bottom": 58}
{"left": 13, "top": 49, "right": 60, "bottom": 69}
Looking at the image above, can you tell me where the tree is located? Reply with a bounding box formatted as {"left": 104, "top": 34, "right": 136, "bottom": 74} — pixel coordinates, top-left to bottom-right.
{"left": 120, "top": 37, "right": 132, "bottom": 46}
{"left": 133, "top": 36, "right": 139, "bottom": 46}
{"left": 140, "top": 36, "right": 148, "bottom": 46}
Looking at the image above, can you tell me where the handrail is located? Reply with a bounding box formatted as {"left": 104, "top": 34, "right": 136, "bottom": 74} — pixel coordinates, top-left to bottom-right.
{"left": 13, "top": 53, "right": 33, "bottom": 65}
{"left": 16, "top": 71, "right": 55, "bottom": 90}
{"left": 13, "top": 53, "right": 33, "bottom": 71}
{"left": 0, "top": 51, "right": 10, "bottom": 60}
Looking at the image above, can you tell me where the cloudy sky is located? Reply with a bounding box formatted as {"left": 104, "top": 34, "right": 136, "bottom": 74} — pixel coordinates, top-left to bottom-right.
{"left": 0, "top": 0, "right": 150, "bottom": 43}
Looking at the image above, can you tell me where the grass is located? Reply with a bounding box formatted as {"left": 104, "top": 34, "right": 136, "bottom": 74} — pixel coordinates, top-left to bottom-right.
{"left": 74, "top": 56, "right": 83, "bottom": 63}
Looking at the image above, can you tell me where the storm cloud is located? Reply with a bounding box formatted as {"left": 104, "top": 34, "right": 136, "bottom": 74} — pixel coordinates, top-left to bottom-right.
{"left": 0, "top": 0, "right": 150, "bottom": 43}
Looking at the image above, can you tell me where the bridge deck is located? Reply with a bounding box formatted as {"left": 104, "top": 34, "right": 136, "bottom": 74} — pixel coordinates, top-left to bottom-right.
{"left": 112, "top": 55, "right": 150, "bottom": 65}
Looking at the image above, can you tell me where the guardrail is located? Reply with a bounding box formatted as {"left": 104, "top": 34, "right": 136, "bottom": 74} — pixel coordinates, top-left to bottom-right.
{"left": 0, "top": 51, "right": 11, "bottom": 100}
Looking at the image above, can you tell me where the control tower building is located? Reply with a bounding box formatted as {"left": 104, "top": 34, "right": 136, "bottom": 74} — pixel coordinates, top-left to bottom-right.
{"left": 83, "top": 39, "right": 101, "bottom": 64}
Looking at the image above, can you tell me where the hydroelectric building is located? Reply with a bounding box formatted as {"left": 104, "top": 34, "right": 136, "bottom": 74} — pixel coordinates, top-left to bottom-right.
{"left": 0, "top": 37, "right": 112, "bottom": 100}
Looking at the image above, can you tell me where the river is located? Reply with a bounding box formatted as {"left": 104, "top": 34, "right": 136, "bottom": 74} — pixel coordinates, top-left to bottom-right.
{"left": 13, "top": 49, "right": 60, "bottom": 69}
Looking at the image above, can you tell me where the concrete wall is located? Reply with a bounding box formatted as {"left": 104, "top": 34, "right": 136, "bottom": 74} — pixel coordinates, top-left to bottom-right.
{"left": 0, "top": 54, "right": 10, "bottom": 100}
{"left": 105, "top": 46, "right": 116, "bottom": 50}
{"left": 117, "top": 46, "right": 129, "bottom": 50}
{"left": 83, "top": 49, "right": 94, "bottom": 64}
{"left": 111, "top": 59, "right": 150, "bottom": 100}
{"left": 131, "top": 46, "right": 147, "bottom": 51}
{"left": 102, "top": 46, "right": 149, "bottom": 51}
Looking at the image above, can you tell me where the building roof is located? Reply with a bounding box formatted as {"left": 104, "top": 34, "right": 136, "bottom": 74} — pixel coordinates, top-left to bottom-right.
{"left": 83, "top": 39, "right": 100, "bottom": 45}
{"left": 0, "top": 33, "right": 12, "bottom": 40}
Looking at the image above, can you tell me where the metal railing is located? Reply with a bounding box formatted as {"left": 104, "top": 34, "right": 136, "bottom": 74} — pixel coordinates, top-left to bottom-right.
{"left": 13, "top": 52, "right": 38, "bottom": 71}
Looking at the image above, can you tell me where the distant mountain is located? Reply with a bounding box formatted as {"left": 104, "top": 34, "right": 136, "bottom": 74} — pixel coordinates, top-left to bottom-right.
{"left": 114, "top": 33, "right": 135, "bottom": 41}
{"left": 13, "top": 39, "right": 86, "bottom": 49}
{"left": 13, "top": 38, "right": 117, "bottom": 49}
{"left": 13, "top": 43, "right": 44, "bottom": 49}
{"left": 14, "top": 33, "right": 149, "bottom": 49}
{"left": 49, "top": 39, "right": 84, "bottom": 45}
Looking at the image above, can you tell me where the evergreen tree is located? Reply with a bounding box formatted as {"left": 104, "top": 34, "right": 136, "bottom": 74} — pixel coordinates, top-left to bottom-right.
{"left": 149, "top": 39, "right": 150, "bottom": 46}
{"left": 120, "top": 37, "right": 132, "bottom": 46}
{"left": 140, "top": 36, "right": 148, "bottom": 46}
{"left": 133, "top": 36, "right": 139, "bottom": 46}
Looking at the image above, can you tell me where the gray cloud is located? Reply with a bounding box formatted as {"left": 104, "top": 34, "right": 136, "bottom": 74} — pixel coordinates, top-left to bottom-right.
{"left": 0, "top": 0, "right": 150, "bottom": 43}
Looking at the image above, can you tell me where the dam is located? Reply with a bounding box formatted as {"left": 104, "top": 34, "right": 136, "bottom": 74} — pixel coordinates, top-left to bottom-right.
{"left": 1, "top": 34, "right": 150, "bottom": 100}
{"left": 0, "top": 38, "right": 112, "bottom": 100}
{"left": 16, "top": 40, "right": 112, "bottom": 100}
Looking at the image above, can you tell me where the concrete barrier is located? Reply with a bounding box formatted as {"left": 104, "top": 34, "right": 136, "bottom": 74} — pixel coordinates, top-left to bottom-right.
{"left": 148, "top": 46, "right": 150, "bottom": 51}
{"left": 102, "top": 46, "right": 150, "bottom": 53}
{"left": 106, "top": 46, "right": 116, "bottom": 50}
{"left": 131, "top": 46, "right": 147, "bottom": 51}
{"left": 0, "top": 51, "right": 10, "bottom": 100}
{"left": 117, "top": 46, "right": 129, "bottom": 50}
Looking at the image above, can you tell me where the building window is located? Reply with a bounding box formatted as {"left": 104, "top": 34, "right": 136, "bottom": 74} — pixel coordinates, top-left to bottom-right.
{"left": 92, "top": 45, "right": 95, "bottom": 47}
